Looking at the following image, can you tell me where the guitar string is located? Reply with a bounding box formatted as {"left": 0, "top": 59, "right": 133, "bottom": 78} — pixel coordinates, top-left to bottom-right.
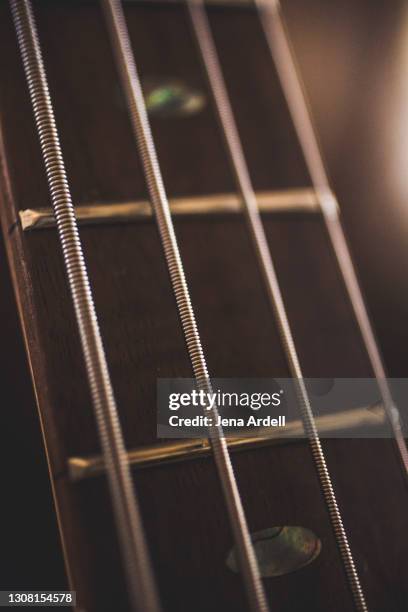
{"left": 9, "top": 1, "right": 161, "bottom": 611}
{"left": 186, "top": 0, "right": 368, "bottom": 610}
{"left": 257, "top": 0, "right": 408, "bottom": 473}
{"left": 101, "top": 1, "right": 269, "bottom": 611}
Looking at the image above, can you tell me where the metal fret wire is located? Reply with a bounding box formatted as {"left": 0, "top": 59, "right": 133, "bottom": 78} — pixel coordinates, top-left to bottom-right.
{"left": 257, "top": 0, "right": 408, "bottom": 473}
{"left": 187, "top": 0, "right": 368, "bottom": 609}
{"left": 101, "top": 1, "right": 269, "bottom": 611}
{"left": 9, "top": 2, "right": 161, "bottom": 611}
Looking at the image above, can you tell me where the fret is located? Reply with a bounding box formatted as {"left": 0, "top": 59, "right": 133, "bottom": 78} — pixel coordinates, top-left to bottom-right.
{"left": 68, "top": 402, "right": 385, "bottom": 481}
{"left": 19, "top": 187, "right": 322, "bottom": 231}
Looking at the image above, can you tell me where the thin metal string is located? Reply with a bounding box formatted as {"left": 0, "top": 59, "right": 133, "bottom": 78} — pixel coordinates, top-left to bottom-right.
{"left": 257, "top": 0, "right": 408, "bottom": 473}
{"left": 9, "top": 2, "right": 161, "bottom": 611}
{"left": 101, "top": 2, "right": 269, "bottom": 611}
{"left": 187, "top": 1, "right": 368, "bottom": 610}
